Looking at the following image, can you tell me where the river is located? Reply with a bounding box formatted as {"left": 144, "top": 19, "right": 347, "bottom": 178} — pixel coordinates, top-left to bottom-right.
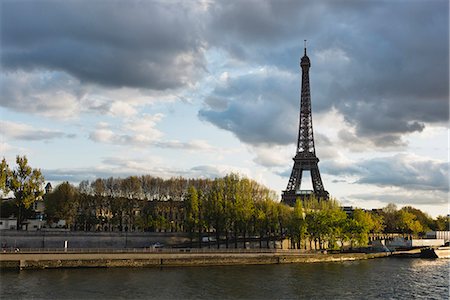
{"left": 1, "top": 258, "right": 448, "bottom": 299}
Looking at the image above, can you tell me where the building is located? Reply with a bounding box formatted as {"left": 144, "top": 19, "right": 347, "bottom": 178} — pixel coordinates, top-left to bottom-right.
{"left": 0, "top": 218, "right": 17, "bottom": 230}
{"left": 426, "top": 231, "right": 450, "bottom": 243}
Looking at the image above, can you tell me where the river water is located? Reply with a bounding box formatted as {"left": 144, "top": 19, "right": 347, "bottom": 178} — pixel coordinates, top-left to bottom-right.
{"left": 1, "top": 258, "right": 449, "bottom": 299}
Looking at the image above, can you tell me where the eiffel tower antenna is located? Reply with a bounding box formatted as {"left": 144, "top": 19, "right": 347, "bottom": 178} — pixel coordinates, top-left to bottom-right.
{"left": 281, "top": 45, "right": 329, "bottom": 206}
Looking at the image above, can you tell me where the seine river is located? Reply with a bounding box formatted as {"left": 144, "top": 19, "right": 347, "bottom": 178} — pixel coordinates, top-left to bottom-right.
{"left": 1, "top": 258, "right": 449, "bottom": 299}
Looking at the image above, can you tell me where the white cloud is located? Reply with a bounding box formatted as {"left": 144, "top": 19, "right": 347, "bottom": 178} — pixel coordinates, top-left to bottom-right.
{"left": 251, "top": 145, "right": 291, "bottom": 168}
{"left": 88, "top": 115, "right": 220, "bottom": 153}
{"left": 109, "top": 102, "right": 137, "bottom": 118}
{"left": 0, "top": 120, "right": 69, "bottom": 141}
{"left": 89, "top": 128, "right": 115, "bottom": 144}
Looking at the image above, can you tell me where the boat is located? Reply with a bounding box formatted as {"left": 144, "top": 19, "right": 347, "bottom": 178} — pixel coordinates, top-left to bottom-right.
{"left": 420, "top": 246, "right": 450, "bottom": 259}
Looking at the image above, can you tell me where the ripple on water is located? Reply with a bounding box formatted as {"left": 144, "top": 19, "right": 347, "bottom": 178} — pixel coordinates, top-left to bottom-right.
{"left": 1, "top": 258, "right": 449, "bottom": 299}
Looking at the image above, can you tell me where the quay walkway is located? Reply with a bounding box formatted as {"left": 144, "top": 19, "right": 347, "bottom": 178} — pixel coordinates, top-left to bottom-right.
{"left": 0, "top": 248, "right": 391, "bottom": 270}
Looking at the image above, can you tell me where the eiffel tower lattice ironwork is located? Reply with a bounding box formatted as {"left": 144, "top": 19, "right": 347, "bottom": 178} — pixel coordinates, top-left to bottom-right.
{"left": 281, "top": 45, "right": 329, "bottom": 206}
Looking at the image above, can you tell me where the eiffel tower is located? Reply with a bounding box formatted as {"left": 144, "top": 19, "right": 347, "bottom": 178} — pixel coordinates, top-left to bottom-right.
{"left": 281, "top": 43, "right": 329, "bottom": 206}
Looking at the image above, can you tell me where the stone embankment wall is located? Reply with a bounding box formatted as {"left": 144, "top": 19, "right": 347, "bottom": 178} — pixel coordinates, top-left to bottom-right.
{"left": 0, "top": 230, "right": 189, "bottom": 249}
{"left": 0, "top": 251, "right": 391, "bottom": 270}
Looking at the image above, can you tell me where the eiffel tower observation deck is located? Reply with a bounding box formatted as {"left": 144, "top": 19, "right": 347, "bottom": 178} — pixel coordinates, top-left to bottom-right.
{"left": 281, "top": 44, "right": 329, "bottom": 206}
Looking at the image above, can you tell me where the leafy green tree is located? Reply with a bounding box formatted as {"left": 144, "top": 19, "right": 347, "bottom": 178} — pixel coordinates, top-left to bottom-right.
{"left": 6, "top": 156, "right": 45, "bottom": 229}
{"left": 327, "top": 207, "right": 347, "bottom": 250}
{"left": 75, "top": 187, "right": 98, "bottom": 231}
{"left": 369, "top": 212, "right": 385, "bottom": 235}
{"left": 255, "top": 200, "right": 272, "bottom": 248}
{"left": 288, "top": 200, "right": 307, "bottom": 249}
{"left": 344, "top": 218, "right": 365, "bottom": 249}
{"left": 381, "top": 203, "right": 400, "bottom": 233}
{"left": 44, "top": 182, "right": 79, "bottom": 228}
{"left": 435, "top": 215, "right": 450, "bottom": 231}
{"left": 185, "top": 186, "right": 199, "bottom": 243}
{"left": 0, "top": 158, "right": 11, "bottom": 196}
{"left": 398, "top": 210, "right": 423, "bottom": 236}
{"left": 237, "top": 178, "right": 255, "bottom": 247}
{"left": 400, "top": 206, "right": 434, "bottom": 232}
{"left": 352, "top": 209, "right": 373, "bottom": 246}
{"left": 276, "top": 203, "right": 291, "bottom": 249}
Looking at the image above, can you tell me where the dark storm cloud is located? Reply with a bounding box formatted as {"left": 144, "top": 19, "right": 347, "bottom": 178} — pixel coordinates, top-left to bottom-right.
{"left": 199, "top": 68, "right": 298, "bottom": 145}
{"left": 1, "top": 0, "right": 205, "bottom": 90}
{"left": 2, "top": 0, "right": 448, "bottom": 148}
{"left": 202, "top": 0, "right": 448, "bottom": 147}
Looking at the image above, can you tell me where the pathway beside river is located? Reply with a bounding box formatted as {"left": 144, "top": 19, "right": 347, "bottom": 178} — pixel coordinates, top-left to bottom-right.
{"left": 0, "top": 249, "right": 391, "bottom": 270}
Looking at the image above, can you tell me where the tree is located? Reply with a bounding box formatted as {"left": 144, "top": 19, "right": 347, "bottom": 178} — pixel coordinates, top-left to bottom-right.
{"left": 185, "top": 186, "right": 199, "bottom": 243}
{"left": 401, "top": 206, "right": 434, "bottom": 233}
{"left": 288, "top": 200, "right": 307, "bottom": 249}
{"left": 44, "top": 182, "right": 79, "bottom": 228}
{"left": 398, "top": 210, "right": 423, "bottom": 236}
{"left": 326, "top": 207, "right": 347, "bottom": 250}
{"left": 237, "top": 178, "right": 255, "bottom": 248}
{"left": 435, "top": 215, "right": 450, "bottom": 231}
{"left": 352, "top": 209, "right": 373, "bottom": 246}
{"left": 0, "top": 158, "right": 11, "bottom": 196}
{"left": 369, "top": 212, "right": 385, "bottom": 236}
{"left": 6, "top": 156, "right": 45, "bottom": 229}
{"left": 381, "top": 203, "right": 400, "bottom": 233}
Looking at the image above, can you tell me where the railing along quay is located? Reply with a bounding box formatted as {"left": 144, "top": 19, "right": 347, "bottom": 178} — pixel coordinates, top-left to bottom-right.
{"left": 1, "top": 247, "right": 317, "bottom": 255}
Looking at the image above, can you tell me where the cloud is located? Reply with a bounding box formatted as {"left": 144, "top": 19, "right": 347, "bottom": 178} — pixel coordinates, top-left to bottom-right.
{"left": 201, "top": 0, "right": 448, "bottom": 147}
{"left": 0, "top": 120, "right": 73, "bottom": 141}
{"left": 322, "top": 154, "right": 448, "bottom": 192}
{"left": 88, "top": 114, "right": 217, "bottom": 152}
{"left": 0, "top": 69, "right": 182, "bottom": 119}
{"left": 248, "top": 144, "right": 294, "bottom": 169}
{"left": 1, "top": 1, "right": 206, "bottom": 90}
{"left": 0, "top": 71, "right": 83, "bottom": 119}
{"left": 154, "top": 140, "right": 215, "bottom": 152}
{"left": 199, "top": 67, "right": 298, "bottom": 146}
{"left": 2, "top": 1, "right": 447, "bottom": 146}
{"left": 88, "top": 115, "right": 163, "bottom": 146}
{"left": 43, "top": 158, "right": 250, "bottom": 184}
{"left": 349, "top": 190, "right": 448, "bottom": 206}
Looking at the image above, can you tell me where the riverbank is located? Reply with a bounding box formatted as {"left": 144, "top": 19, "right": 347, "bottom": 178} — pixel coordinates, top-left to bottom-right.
{"left": 0, "top": 250, "right": 391, "bottom": 270}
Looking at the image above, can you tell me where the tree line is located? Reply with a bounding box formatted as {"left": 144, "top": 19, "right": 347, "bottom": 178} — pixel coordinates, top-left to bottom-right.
{"left": 1, "top": 156, "right": 449, "bottom": 250}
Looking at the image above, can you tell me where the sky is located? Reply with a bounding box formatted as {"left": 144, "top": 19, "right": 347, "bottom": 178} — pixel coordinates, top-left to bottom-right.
{"left": 1, "top": 0, "right": 448, "bottom": 217}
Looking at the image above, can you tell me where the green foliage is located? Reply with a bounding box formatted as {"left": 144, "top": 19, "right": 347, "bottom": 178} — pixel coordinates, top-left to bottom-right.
{"left": 400, "top": 206, "right": 434, "bottom": 232}
{"left": 0, "top": 200, "right": 16, "bottom": 218}
{"left": 288, "top": 201, "right": 306, "bottom": 248}
{"left": 435, "top": 215, "right": 450, "bottom": 231}
{"left": 397, "top": 210, "right": 424, "bottom": 235}
{"left": 0, "top": 158, "right": 11, "bottom": 196}
{"left": 185, "top": 186, "right": 199, "bottom": 238}
{"left": 351, "top": 209, "right": 373, "bottom": 246}
{"left": 9, "top": 156, "right": 45, "bottom": 209}
{"left": 2, "top": 156, "right": 45, "bottom": 229}
{"left": 381, "top": 203, "right": 400, "bottom": 233}
{"left": 379, "top": 203, "right": 434, "bottom": 236}
{"left": 44, "top": 182, "right": 79, "bottom": 227}
{"left": 5, "top": 156, "right": 443, "bottom": 249}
